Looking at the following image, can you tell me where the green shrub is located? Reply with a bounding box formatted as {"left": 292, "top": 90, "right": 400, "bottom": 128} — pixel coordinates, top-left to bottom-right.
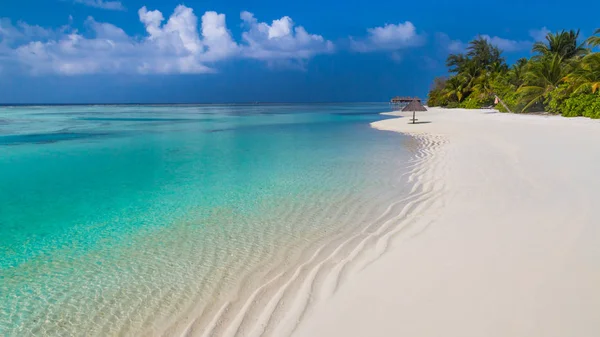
{"left": 427, "top": 77, "right": 449, "bottom": 107}
{"left": 496, "top": 93, "right": 518, "bottom": 112}
{"left": 446, "top": 101, "right": 460, "bottom": 108}
{"left": 427, "top": 91, "right": 449, "bottom": 107}
{"left": 562, "top": 92, "right": 600, "bottom": 118}
{"left": 545, "top": 84, "right": 571, "bottom": 114}
{"left": 491, "top": 78, "right": 521, "bottom": 112}
{"left": 496, "top": 105, "right": 508, "bottom": 112}
{"left": 459, "top": 97, "right": 482, "bottom": 109}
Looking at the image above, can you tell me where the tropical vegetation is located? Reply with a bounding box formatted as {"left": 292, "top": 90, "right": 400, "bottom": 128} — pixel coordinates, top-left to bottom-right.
{"left": 427, "top": 29, "right": 600, "bottom": 118}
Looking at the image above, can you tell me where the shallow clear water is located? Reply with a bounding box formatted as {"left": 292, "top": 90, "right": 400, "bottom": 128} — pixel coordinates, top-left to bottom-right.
{"left": 0, "top": 104, "right": 412, "bottom": 336}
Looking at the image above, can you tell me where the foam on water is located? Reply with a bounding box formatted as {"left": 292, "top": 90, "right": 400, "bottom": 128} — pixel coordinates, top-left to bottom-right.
{"left": 0, "top": 104, "right": 413, "bottom": 336}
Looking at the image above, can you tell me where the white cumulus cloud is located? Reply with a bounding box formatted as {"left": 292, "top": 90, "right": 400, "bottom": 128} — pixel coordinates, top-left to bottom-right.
{"left": 73, "top": 0, "right": 126, "bottom": 11}
{"left": 239, "top": 11, "right": 334, "bottom": 61}
{"left": 14, "top": 6, "right": 238, "bottom": 75}
{"left": 480, "top": 35, "right": 532, "bottom": 52}
{"left": 435, "top": 32, "right": 467, "bottom": 53}
{"left": 0, "top": 18, "right": 60, "bottom": 45}
{"left": 529, "top": 27, "right": 550, "bottom": 42}
{"left": 1, "top": 6, "right": 335, "bottom": 75}
{"left": 351, "top": 21, "right": 425, "bottom": 52}
{"left": 436, "top": 31, "right": 537, "bottom": 54}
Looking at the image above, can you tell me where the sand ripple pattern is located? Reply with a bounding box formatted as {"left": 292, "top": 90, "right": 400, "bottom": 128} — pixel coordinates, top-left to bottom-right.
{"left": 170, "top": 133, "right": 449, "bottom": 337}
{"left": 1, "top": 133, "right": 446, "bottom": 337}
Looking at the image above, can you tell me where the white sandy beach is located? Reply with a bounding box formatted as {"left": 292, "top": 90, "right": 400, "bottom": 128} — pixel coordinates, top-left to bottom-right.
{"left": 293, "top": 108, "right": 600, "bottom": 337}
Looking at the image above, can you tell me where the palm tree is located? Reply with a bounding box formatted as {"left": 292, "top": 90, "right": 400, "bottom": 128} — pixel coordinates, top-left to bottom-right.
{"left": 532, "top": 29, "right": 588, "bottom": 60}
{"left": 446, "top": 53, "right": 469, "bottom": 73}
{"left": 587, "top": 28, "right": 600, "bottom": 48}
{"left": 565, "top": 53, "right": 600, "bottom": 94}
{"left": 427, "top": 77, "right": 449, "bottom": 106}
{"left": 460, "top": 60, "right": 480, "bottom": 90}
{"left": 518, "top": 54, "right": 566, "bottom": 111}
{"left": 429, "top": 27, "right": 600, "bottom": 113}
{"left": 473, "top": 70, "right": 502, "bottom": 100}
{"left": 430, "top": 76, "right": 448, "bottom": 92}
{"left": 508, "top": 58, "right": 529, "bottom": 87}
{"left": 467, "top": 36, "right": 506, "bottom": 73}
{"left": 444, "top": 76, "right": 468, "bottom": 102}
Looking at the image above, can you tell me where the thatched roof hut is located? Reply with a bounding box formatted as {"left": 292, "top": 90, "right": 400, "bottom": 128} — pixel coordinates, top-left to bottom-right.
{"left": 391, "top": 96, "right": 421, "bottom": 104}
{"left": 402, "top": 100, "right": 427, "bottom": 112}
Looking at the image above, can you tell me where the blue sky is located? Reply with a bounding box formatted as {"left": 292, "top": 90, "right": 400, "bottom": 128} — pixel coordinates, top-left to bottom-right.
{"left": 1, "top": 0, "right": 599, "bottom": 103}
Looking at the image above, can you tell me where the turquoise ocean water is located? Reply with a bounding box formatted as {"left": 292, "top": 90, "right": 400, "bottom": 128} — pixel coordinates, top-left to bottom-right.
{"left": 0, "top": 104, "right": 412, "bottom": 336}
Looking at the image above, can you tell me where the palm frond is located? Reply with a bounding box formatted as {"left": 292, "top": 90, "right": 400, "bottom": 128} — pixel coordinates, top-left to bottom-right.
{"left": 587, "top": 28, "right": 600, "bottom": 48}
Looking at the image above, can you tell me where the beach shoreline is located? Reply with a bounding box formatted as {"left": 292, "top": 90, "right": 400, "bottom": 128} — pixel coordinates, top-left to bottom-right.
{"left": 0, "top": 104, "right": 419, "bottom": 337}
{"left": 292, "top": 107, "right": 600, "bottom": 337}
{"left": 5, "top": 104, "right": 439, "bottom": 337}
{"left": 5, "top": 106, "right": 600, "bottom": 336}
{"left": 164, "top": 120, "right": 443, "bottom": 337}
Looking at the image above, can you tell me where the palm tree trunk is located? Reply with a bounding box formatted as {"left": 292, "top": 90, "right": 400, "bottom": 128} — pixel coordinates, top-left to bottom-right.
{"left": 494, "top": 94, "right": 512, "bottom": 113}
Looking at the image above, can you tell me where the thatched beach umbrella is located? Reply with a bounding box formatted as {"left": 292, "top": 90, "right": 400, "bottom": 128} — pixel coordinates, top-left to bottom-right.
{"left": 402, "top": 99, "right": 427, "bottom": 124}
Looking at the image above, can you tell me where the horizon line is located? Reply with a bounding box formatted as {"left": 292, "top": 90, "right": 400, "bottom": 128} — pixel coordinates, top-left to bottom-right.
{"left": 0, "top": 101, "right": 395, "bottom": 107}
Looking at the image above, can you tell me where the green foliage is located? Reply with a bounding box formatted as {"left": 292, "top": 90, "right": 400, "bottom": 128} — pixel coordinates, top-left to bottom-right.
{"left": 518, "top": 54, "right": 567, "bottom": 112}
{"left": 587, "top": 29, "right": 600, "bottom": 48}
{"left": 490, "top": 73, "right": 521, "bottom": 112}
{"left": 532, "top": 29, "right": 587, "bottom": 60}
{"left": 508, "top": 58, "right": 528, "bottom": 87}
{"left": 459, "top": 96, "right": 484, "bottom": 109}
{"left": 426, "top": 76, "right": 448, "bottom": 106}
{"left": 467, "top": 36, "right": 508, "bottom": 73}
{"left": 427, "top": 37, "right": 508, "bottom": 108}
{"left": 545, "top": 83, "right": 571, "bottom": 113}
{"left": 562, "top": 92, "right": 600, "bottom": 118}
{"left": 444, "top": 76, "right": 469, "bottom": 102}
{"left": 446, "top": 54, "right": 469, "bottom": 74}
{"left": 497, "top": 92, "right": 520, "bottom": 112}
{"left": 426, "top": 27, "right": 600, "bottom": 118}
{"left": 565, "top": 53, "right": 600, "bottom": 94}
